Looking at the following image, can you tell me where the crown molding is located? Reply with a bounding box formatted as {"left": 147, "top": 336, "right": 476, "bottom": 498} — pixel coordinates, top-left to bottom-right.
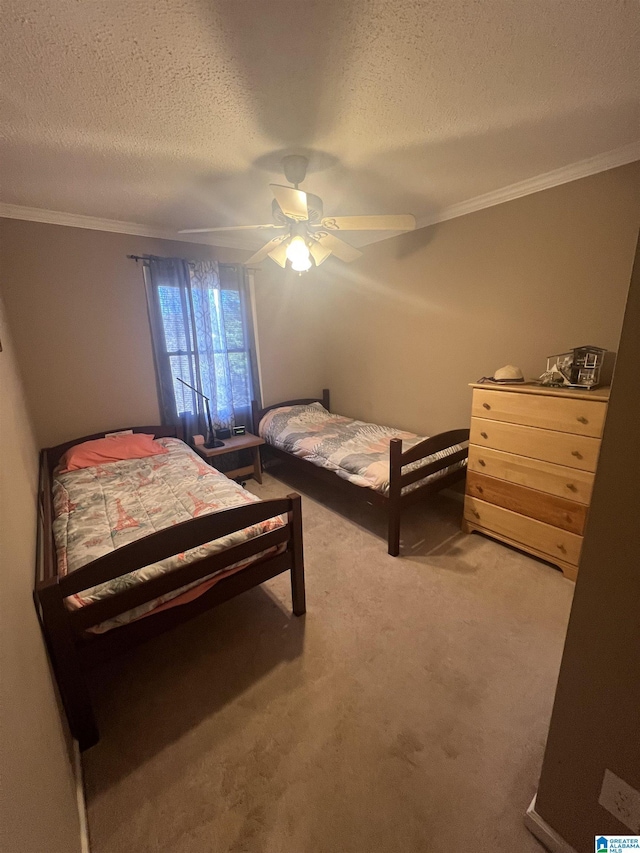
{"left": 415, "top": 141, "right": 640, "bottom": 230}
{"left": 1, "top": 142, "right": 638, "bottom": 247}
{"left": 0, "top": 203, "right": 249, "bottom": 250}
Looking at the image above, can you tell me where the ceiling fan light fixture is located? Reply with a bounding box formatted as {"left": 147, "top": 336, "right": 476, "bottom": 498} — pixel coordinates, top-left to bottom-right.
{"left": 285, "top": 234, "right": 309, "bottom": 263}
{"left": 291, "top": 255, "right": 312, "bottom": 273}
{"left": 286, "top": 235, "right": 311, "bottom": 272}
{"left": 179, "top": 159, "right": 414, "bottom": 271}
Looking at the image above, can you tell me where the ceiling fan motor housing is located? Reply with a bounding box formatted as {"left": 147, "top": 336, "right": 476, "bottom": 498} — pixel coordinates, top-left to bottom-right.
{"left": 272, "top": 193, "right": 323, "bottom": 226}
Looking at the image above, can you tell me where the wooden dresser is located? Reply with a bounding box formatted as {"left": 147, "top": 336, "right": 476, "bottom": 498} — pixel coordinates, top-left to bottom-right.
{"left": 462, "top": 383, "right": 610, "bottom": 580}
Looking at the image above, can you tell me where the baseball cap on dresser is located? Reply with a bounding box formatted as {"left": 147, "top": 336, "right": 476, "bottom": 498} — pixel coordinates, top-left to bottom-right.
{"left": 477, "top": 365, "right": 525, "bottom": 384}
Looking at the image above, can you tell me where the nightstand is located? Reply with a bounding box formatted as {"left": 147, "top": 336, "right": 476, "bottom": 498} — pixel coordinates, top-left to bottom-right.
{"left": 193, "top": 433, "right": 265, "bottom": 484}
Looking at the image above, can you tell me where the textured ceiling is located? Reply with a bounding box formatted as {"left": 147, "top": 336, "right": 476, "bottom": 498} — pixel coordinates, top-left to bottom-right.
{"left": 1, "top": 0, "right": 639, "bottom": 249}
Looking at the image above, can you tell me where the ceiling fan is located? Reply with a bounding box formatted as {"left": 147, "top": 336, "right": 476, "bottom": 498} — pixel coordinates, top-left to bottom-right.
{"left": 179, "top": 155, "right": 416, "bottom": 273}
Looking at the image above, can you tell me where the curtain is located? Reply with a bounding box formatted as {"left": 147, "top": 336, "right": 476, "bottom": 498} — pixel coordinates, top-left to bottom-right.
{"left": 145, "top": 256, "right": 258, "bottom": 443}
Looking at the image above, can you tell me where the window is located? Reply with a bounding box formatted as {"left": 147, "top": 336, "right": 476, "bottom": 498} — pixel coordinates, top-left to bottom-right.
{"left": 144, "top": 257, "right": 258, "bottom": 435}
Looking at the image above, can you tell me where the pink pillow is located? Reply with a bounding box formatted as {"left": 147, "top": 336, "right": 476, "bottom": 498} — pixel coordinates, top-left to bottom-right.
{"left": 60, "top": 433, "right": 168, "bottom": 472}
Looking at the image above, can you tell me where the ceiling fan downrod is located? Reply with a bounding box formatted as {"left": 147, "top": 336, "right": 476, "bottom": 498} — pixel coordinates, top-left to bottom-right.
{"left": 282, "top": 154, "right": 309, "bottom": 188}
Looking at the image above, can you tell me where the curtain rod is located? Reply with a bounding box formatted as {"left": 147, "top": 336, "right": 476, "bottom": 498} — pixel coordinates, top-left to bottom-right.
{"left": 126, "top": 254, "right": 254, "bottom": 271}
{"left": 127, "top": 254, "right": 195, "bottom": 267}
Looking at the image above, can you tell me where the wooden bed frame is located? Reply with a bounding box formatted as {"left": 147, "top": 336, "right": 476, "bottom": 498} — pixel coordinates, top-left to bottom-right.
{"left": 34, "top": 425, "right": 306, "bottom": 751}
{"left": 252, "top": 391, "right": 470, "bottom": 557}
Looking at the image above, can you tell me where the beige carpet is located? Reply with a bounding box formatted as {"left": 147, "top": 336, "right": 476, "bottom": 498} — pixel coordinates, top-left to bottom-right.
{"left": 82, "top": 464, "right": 573, "bottom": 853}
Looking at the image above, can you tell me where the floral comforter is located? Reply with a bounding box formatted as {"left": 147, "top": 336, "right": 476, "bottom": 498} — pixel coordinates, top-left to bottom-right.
{"left": 53, "top": 438, "right": 284, "bottom": 633}
{"left": 258, "top": 403, "right": 466, "bottom": 495}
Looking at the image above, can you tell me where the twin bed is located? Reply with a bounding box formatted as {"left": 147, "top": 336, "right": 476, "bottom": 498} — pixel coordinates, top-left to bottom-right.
{"left": 253, "top": 390, "right": 469, "bottom": 556}
{"left": 36, "top": 396, "right": 468, "bottom": 749}
{"left": 35, "top": 426, "right": 305, "bottom": 750}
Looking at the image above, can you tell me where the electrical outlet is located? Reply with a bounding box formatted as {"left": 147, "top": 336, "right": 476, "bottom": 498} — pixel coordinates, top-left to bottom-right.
{"left": 599, "top": 769, "right": 640, "bottom": 834}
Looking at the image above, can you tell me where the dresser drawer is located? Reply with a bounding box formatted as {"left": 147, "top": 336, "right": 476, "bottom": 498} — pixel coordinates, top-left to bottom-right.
{"left": 466, "top": 471, "right": 587, "bottom": 534}
{"left": 472, "top": 388, "right": 606, "bottom": 438}
{"left": 467, "top": 445, "right": 594, "bottom": 504}
{"left": 464, "top": 497, "right": 582, "bottom": 565}
{"left": 470, "top": 418, "right": 601, "bottom": 472}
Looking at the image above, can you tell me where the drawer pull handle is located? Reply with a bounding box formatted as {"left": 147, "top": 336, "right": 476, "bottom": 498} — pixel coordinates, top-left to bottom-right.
{"left": 557, "top": 543, "right": 567, "bottom": 554}
{"left": 566, "top": 483, "right": 577, "bottom": 492}
{"left": 476, "top": 486, "right": 484, "bottom": 494}
{"left": 478, "top": 459, "right": 486, "bottom": 467}
{"left": 481, "top": 431, "right": 488, "bottom": 439}
{"left": 571, "top": 450, "right": 583, "bottom": 459}
{"left": 472, "top": 509, "right": 480, "bottom": 519}
{"left": 482, "top": 402, "right": 491, "bottom": 410}
{"left": 577, "top": 416, "right": 588, "bottom": 424}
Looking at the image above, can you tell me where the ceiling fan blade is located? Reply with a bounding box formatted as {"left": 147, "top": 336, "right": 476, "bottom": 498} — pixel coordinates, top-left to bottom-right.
{"left": 178, "top": 224, "right": 284, "bottom": 234}
{"left": 270, "top": 184, "right": 309, "bottom": 221}
{"left": 315, "top": 232, "right": 363, "bottom": 263}
{"left": 268, "top": 239, "right": 290, "bottom": 268}
{"left": 308, "top": 240, "right": 332, "bottom": 266}
{"left": 320, "top": 215, "right": 415, "bottom": 231}
{"left": 244, "top": 234, "right": 288, "bottom": 266}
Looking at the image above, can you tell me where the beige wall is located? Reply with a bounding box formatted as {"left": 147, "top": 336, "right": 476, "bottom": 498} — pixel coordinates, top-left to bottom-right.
{"left": 0, "top": 219, "right": 329, "bottom": 448}
{"left": 317, "top": 162, "right": 640, "bottom": 435}
{"left": 0, "top": 221, "right": 254, "bottom": 447}
{"left": 534, "top": 234, "right": 640, "bottom": 851}
{"left": 250, "top": 260, "right": 328, "bottom": 407}
{"left": 0, "top": 297, "right": 81, "bottom": 853}
{"left": 5, "top": 165, "right": 636, "bottom": 450}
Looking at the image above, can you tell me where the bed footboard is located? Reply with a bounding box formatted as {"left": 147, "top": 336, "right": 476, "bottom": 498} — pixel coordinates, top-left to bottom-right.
{"left": 34, "top": 485, "right": 305, "bottom": 750}
{"left": 250, "top": 392, "right": 468, "bottom": 558}
{"left": 387, "top": 429, "right": 470, "bottom": 556}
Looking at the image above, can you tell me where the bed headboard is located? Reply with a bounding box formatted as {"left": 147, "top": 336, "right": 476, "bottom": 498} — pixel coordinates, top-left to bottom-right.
{"left": 42, "top": 425, "right": 182, "bottom": 473}
{"left": 35, "top": 425, "right": 181, "bottom": 590}
{"left": 251, "top": 390, "right": 330, "bottom": 435}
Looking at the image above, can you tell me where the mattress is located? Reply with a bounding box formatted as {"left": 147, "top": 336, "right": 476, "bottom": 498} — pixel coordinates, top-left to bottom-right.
{"left": 52, "top": 438, "right": 285, "bottom": 633}
{"left": 258, "top": 403, "right": 466, "bottom": 495}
